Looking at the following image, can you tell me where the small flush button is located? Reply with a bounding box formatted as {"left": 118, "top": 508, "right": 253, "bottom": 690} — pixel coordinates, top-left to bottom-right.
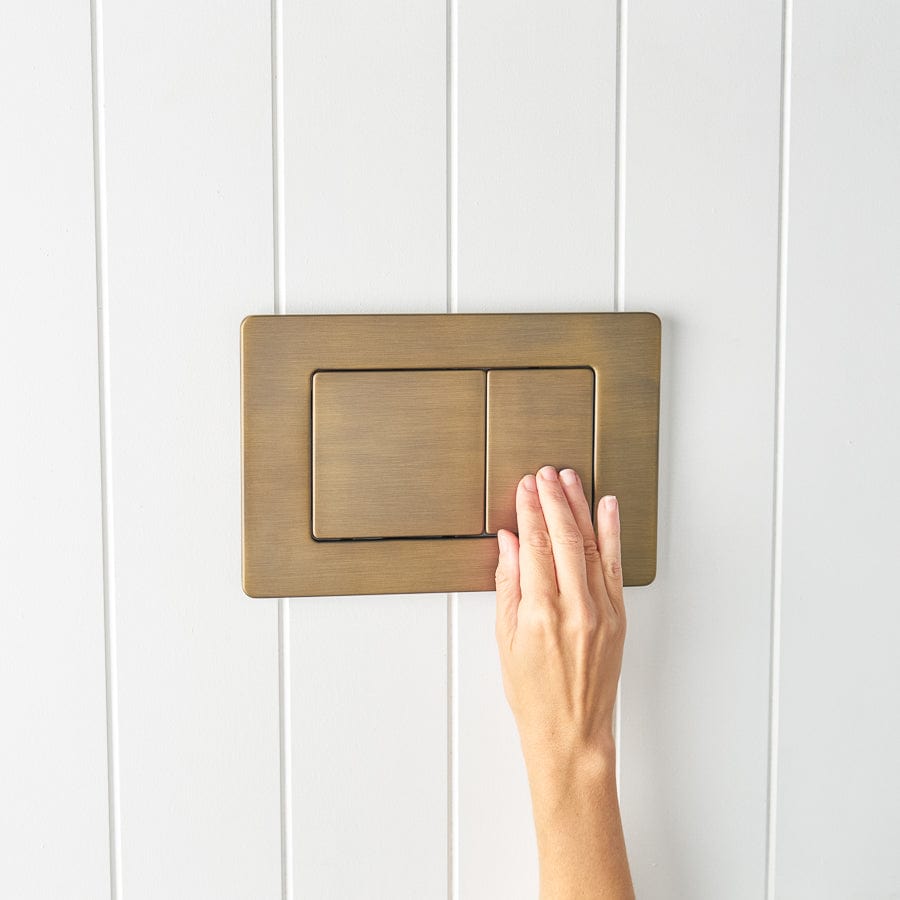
{"left": 486, "top": 368, "right": 595, "bottom": 534}
{"left": 312, "top": 369, "right": 486, "bottom": 539}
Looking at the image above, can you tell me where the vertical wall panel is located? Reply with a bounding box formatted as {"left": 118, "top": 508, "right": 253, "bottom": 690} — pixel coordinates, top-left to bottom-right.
{"left": 456, "top": 1, "right": 617, "bottom": 895}
{"left": 620, "top": 3, "right": 782, "bottom": 897}
{"left": 0, "top": 5, "right": 110, "bottom": 897}
{"left": 775, "top": 5, "right": 900, "bottom": 896}
{"left": 283, "top": 0, "right": 447, "bottom": 314}
{"left": 282, "top": 0, "right": 449, "bottom": 895}
{"left": 457, "top": 0, "right": 617, "bottom": 310}
{"left": 101, "top": 3, "right": 281, "bottom": 897}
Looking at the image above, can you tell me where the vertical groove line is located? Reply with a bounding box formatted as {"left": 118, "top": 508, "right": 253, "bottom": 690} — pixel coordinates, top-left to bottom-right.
{"left": 446, "top": 0, "right": 459, "bottom": 896}
{"left": 90, "top": 0, "right": 121, "bottom": 896}
{"left": 613, "top": 0, "right": 627, "bottom": 315}
{"left": 766, "top": 0, "right": 792, "bottom": 896}
{"left": 271, "top": 0, "right": 292, "bottom": 897}
{"left": 447, "top": 0, "right": 458, "bottom": 316}
{"left": 447, "top": 590, "right": 459, "bottom": 900}
{"left": 612, "top": 0, "right": 628, "bottom": 795}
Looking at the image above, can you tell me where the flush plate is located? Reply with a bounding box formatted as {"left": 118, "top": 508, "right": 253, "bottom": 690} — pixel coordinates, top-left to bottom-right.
{"left": 241, "top": 313, "right": 661, "bottom": 597}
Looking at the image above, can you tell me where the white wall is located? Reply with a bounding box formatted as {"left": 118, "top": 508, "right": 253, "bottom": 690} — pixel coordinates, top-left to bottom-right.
{"left": 2, "top": 2, "right": 898, "bottom": 898}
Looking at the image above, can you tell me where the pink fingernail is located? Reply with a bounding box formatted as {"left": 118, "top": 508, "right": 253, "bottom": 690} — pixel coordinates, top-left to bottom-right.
{"left": 560, "top": 468, "right": 577, "bottom": 485}
{"left": 522, "top": 474, "right": 537, "bottom": 492}
{"left": 603, "top": 495, "right": 618, "bottom": 512}
{"left": 539, "top": 466, "right": 558, "bottom": 481}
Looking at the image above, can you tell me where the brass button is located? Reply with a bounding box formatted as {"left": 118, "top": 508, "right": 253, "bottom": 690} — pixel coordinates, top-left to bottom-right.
{"left": 486, "top": 368, "right": 595, "bottom": 534}
{"left": 312, "top": 369, "right": 486, "bottom": 539}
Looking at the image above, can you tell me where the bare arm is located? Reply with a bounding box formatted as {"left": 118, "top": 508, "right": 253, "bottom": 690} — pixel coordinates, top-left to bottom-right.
{"left": 494, "top": 466, "right": 634, "bottom": 899}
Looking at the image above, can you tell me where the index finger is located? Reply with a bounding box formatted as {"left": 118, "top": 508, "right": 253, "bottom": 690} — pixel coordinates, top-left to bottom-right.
{"left": 515, "top": 474, "right": 558, "bottom": 602}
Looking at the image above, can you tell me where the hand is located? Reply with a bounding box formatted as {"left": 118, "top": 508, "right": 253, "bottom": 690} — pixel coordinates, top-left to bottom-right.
{"left": 494, "top": 466, "right": 633, "bottom": 899}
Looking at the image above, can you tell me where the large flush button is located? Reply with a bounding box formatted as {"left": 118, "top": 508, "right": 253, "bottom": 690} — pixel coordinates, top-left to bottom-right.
{"left": 486, "top": 368, "right": 595, "bottom": 534}
{"left": 312, "top": 369, "right": 486, "bottom": 539}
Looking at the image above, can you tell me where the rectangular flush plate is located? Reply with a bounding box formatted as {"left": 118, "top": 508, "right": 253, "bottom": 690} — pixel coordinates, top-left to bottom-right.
{"left": 241, "top": 313, "right": 661, "bottom": 598}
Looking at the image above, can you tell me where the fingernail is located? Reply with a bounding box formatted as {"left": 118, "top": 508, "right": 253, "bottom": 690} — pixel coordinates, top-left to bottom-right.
{"left": 560, "top": 468, "right": 578, "bottom": 486}
{"left": 497, "top": 530, "right": 510, "bottom": 555}
{"left": 603, "top": 495, "right": 618, "bottom": 512}
{"left": 522, "top": 474, "right": 537, "bottom": 492}
{"left": 539, "top": 466, "right": 558, "bottom": 482}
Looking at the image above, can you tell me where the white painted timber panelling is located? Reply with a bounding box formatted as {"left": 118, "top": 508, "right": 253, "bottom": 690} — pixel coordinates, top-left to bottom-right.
{"left": 0, "top": 5, "right": 110, "bottom": 898}
{"left": 620, "top": 2, "right": 783, "bottom": 898}
{"left": 456, "top": 1, "right": 617, "bottom": 896}
{"left": 457, "top": 0, "right": 617, "bottom": 311}
{"left": 775, "top": 4, "right": 900, "bottom": 897}
{"left": 100, "top": 1, "right": 281, "bottom": 896}
{"left": 5, "top": 2, "right": 900, "bottom": 898}
{"left": 283, "top": 0, "right": 448, "bottom": 314}
{"left": 282, "top": 0, "right": 449, "bottom": 895}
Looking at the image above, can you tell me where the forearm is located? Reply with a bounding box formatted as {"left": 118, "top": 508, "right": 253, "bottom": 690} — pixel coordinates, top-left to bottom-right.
{"left": 527, "top": 746, "right": 634, "bottom": 900}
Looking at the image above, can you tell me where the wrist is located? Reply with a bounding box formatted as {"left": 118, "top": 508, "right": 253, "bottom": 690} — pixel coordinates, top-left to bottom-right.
{"left": 523, "top": 733, "right": 618, "bottom": 806}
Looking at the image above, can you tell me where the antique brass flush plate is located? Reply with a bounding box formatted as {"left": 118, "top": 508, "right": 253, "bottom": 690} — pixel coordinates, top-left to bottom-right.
{"left": 241, "top": 313, "right": 661, "bottom": 598}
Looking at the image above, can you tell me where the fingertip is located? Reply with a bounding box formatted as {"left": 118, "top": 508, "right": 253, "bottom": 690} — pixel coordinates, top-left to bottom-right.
{"left": 497, "top": 528, "right": 518, "bottom": 558}
{"left": 516, "top": 475, "right": 540, "bottom": 513}
{"left": 598, "top": 495, "right": 619, "bottom": 519}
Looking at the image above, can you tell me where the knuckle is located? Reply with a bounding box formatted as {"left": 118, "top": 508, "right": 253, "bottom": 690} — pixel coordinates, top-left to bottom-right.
{"left": 582, "top": 538, "right": 601, "bottom": 562}
{"left": 524, "top": 529, "right": 554, "bottom": 555}
{"left": 552, "top": 526, "right": 584, "bottom": 548}
{"left": 604, "top": 555, "right": 622, "bottom": 581}
{"left": 521, "top": 603, "right": 559, "bottom": 635}
{"left": 564, "top": 604, "right": 598, "bottom": 637}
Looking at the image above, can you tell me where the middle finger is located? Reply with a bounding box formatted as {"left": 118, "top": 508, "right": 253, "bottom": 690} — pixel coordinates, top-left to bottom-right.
{"left": 534, "top": 466, "right": 590, "bottom": 598}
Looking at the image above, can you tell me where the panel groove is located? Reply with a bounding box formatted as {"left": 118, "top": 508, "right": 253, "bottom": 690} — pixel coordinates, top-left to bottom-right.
{"left": 90, "top": 0, "right": 122, "bottom": 896}
{"left": 447, "top": 0, "right": 458, "bottom": 317}
{"left": 765, "top": 1, "right": 793, "bottom": 896}
{"left": 613, "top": 0, "right": 628, "bottom": 797}
{"left": 614, "top": 0, "right": 628, "bottom": 315}
{"left": 278, "top": 601, "right": 293, "bottom": 900}
{"left": 447, "top": 2, "right": 459, "bottom": 894}
{"left": 448, "top": 592, "right": 459, "bottom": 900}
{"left": 270, "top": 0, "right": 293, "bottom": 896}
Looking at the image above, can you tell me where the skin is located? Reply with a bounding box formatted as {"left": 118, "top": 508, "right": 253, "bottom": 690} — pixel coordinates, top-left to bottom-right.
{"left": 494, "top": 465, "right": 634, "bottom": 900}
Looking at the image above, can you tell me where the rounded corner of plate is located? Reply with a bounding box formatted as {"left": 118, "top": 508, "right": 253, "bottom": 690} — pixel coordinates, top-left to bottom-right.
{"left": 240, "top": 314, "right": 262, "bottom": 338}
{"left": 627, "top": 559, "right": 657, "bottom": 588}
{"left": 642, "top": 310, "right": 663, "bottom": 333}
{"left": 242, "top": 575, "right": 266, "bottom": 599}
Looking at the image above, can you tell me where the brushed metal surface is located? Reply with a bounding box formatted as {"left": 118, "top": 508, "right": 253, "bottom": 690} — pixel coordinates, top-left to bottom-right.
{"left": 241, "top": 312, "right": 661, "bottom": 596}
{"left": 312, "top": 369, "right": 486, "bottom": 539}
{"left": 486, "top": 368, "right": 594, "bottom": 534}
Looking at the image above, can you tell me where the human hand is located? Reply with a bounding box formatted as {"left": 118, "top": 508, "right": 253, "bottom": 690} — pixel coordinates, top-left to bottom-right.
{"left": 494, "top": 465, "right": 632, "bottom": 899}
